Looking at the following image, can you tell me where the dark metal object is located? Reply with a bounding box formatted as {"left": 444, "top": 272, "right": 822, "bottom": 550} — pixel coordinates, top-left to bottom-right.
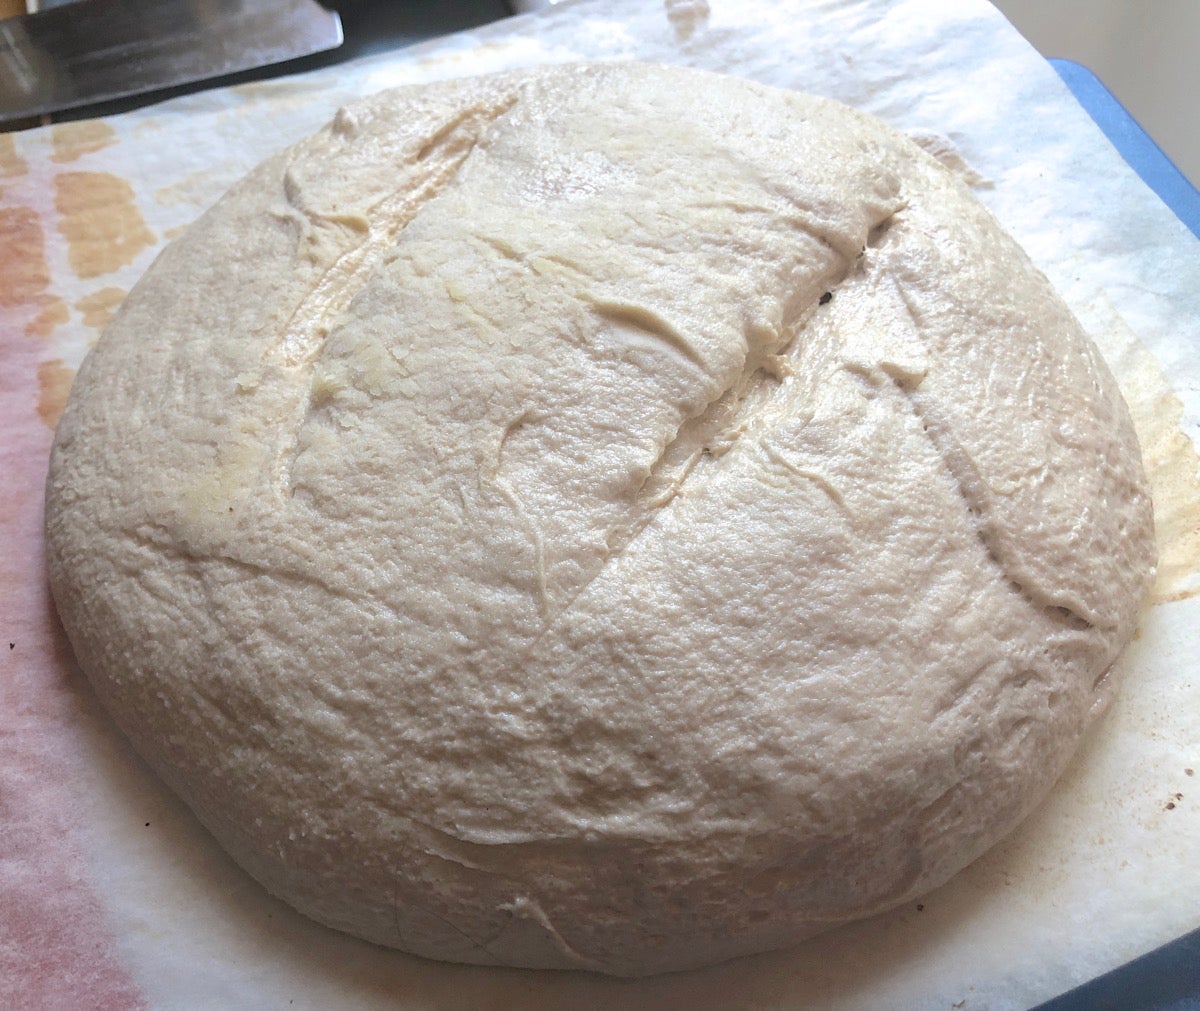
{"left": 0, "top": 0, "right": 344, "bottom": 124}
{"left": 1031, "top": 925, "right": 1200, "bottom": 1010}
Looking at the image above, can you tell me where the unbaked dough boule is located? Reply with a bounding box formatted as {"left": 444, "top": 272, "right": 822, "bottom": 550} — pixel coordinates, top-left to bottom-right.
{"left": 45, "top": 63, "right": 1155, "bottom": 976}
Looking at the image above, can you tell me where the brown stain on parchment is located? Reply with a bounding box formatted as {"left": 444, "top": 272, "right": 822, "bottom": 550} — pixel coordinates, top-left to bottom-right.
{"left": 1, "top": 203, "right": 76, "bottom": 339}
{"left": 26, "top": 297, "right": 70, "bottom": 339}
{"left": 230, "top": 76, "right": 326, "bottom": 102}
{"left": 76, "top": 286, "right": 126, "bottom": 330}
{"left": 1141, "top": 393, "right": 1200, "bottom": 604}
{"left": 54, "top": 171, "right": 155, "bottom": 279}
{"left": 37, "top": 359, "right": 75, "bottom": 430}
{"left": 50, "top": 121, "right": 117, "bottom": 163}
{"left": 1112, "top": 330, "right": 1200, "bottom": 603}
{"left": 664, "top": 0, "right": 710, "bottom": 41}
{"left": 154, "top": 168, "right": 230, "bottom": 211}
{"left": 155, "top": 169, "right": 207, "bottom": 206}
{"left": 0, "top": 133, "right": 27, "bottom": 178}
{"left": 0, "top": 206, "right": 50, "bottom": 308}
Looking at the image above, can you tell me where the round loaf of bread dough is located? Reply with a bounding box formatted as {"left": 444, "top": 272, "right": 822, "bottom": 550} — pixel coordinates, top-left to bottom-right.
{"left": 46, "top": 63, "right": 1155, "bottom": 976}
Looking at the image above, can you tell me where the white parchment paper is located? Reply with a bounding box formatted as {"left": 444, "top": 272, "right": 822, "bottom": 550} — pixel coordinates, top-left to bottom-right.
{"left": 2, "top": 1, "right": 1197, "bottom": 1007}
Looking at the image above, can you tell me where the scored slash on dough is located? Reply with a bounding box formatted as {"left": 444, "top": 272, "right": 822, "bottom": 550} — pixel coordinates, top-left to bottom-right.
{"left": 271, "top": 96, "right": 520, "bottom": 369}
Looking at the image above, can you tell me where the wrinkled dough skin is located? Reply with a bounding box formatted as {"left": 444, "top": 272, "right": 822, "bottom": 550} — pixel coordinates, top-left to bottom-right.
{"left": 46, "top": 63, "right": 1155, "bottom": 977}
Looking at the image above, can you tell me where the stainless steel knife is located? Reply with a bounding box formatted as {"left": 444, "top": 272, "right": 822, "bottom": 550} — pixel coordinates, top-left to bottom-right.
{"left": 0, "top": 0, "right": 344, "bottom": 124}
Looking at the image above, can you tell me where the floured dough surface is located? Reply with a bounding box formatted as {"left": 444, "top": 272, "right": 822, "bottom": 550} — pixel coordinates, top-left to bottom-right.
{"left": 45, "top": 63, "right": 1155, "bottom": 976}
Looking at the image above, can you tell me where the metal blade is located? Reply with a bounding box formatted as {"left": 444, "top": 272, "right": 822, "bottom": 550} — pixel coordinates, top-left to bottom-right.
{"left": 0, "top": 0, "right": 343, "bottom": 124}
